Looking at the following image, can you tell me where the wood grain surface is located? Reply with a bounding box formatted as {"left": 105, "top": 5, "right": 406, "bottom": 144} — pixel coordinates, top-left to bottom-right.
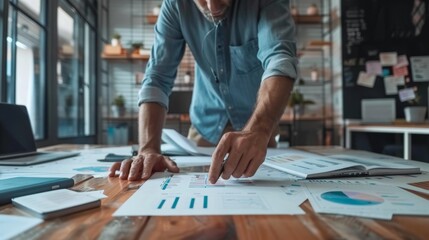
{"left": 2, "top": 145, "right": 429, "bottom": 240}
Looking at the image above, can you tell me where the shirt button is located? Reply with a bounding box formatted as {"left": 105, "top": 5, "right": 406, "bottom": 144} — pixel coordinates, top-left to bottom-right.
{"left": 220, "top": 69, "right": 224, "bottom": 73}
{"left": 228, "top": 106, "right": 233, "bottom": 110}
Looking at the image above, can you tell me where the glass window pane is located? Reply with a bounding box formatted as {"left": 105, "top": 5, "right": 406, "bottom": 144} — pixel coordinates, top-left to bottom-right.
{"left": 84, "top": 23, "right": 96, "bottom": 135}
{"left": 102, "top": 8, "right": 108, "bottom": 40}
{"left": 58, "top": 4, "right": 79, "bottom": 138}
{"left": 6, "top": 7, "right": 13, "bottom": 103}
{"left": 10, "top": 10, "right": 46, "bottom": 140}
{"left": 57, "top": 2, "right": 96, "bottom": 138}
{"left": 18, "top": 0, "right": 43, "bottom": 23}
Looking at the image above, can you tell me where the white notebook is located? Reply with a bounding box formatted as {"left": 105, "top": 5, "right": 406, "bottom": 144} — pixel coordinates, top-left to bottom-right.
{"left": 263, "top": 152, "right": 421, "bottom": 179}
{"left": 12, "top": 189, "right": 102, "bottom": 219}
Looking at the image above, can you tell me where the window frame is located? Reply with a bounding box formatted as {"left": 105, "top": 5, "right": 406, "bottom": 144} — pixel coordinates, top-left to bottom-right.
{"left": 0, "top": 0, "right": 99, "bottom": 147}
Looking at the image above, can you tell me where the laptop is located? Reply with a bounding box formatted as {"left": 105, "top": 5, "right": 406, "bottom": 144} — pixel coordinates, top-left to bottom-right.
{"left": 361, "top": 99, "right": 396, "bottom": 124}
{"left": 0, "top": 103, "right": 79, "bottom": 166}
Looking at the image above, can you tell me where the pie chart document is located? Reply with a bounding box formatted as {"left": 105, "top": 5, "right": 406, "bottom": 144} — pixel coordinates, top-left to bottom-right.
{"left": 303, "top": 181, "right": 429, "bottom": 220}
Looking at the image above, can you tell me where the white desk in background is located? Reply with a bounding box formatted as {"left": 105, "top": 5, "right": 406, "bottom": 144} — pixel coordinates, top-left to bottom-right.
{"left": 346, "top": 122, "right": 429, "bottom": 160}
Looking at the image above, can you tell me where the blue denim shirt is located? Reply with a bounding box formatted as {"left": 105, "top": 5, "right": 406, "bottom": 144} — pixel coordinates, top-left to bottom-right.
{"left": 138, "top": 0, "right": 297, "bottom": 144}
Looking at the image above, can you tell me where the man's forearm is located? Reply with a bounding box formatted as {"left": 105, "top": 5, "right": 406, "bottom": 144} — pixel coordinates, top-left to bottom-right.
{"left": 138, "top": 102, "right": 167, "bottom": 154}
{"left": 243, "top": 76, "right": 294, "bottom": 140}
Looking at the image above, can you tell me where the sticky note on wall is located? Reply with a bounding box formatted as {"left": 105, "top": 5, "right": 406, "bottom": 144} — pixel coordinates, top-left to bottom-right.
{"left": 380, "top": 52, "right": 398, "bottom": 66}
{"left": 366, "top": 61, "right": 382, "bottom": 76}
{"left": 357, "top": 71, "right": 376, "bottom": 88}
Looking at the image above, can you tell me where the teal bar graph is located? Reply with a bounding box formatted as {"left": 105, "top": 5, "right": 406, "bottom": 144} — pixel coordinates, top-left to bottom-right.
{"left": 172, "top": 197, "right": 180, "bottom": 209}
{"left": 161, "top": 175, "right": 173, "bottom": 190}
{"left": 158, "top": 199, "right": 166, "bottom": 209}
{"left": 203, "top": 196, "right": 208, "bottom": 209}
{"left": 189, "top": 198, "right": 195, "bottom": 209}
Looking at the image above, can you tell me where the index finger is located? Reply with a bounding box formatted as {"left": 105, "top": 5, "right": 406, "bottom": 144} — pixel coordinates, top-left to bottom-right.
{"left": 208, "top": 134, "right": 231, "bottom": 183}
{"left": 108, "top": 162, "right": 121, "bottom": 177}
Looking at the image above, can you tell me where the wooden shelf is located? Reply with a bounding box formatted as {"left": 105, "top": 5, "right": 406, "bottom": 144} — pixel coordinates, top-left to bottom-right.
{"left": 101, "top": 53, "right": 150, "bottom": 61}
{"left": 101, "top": 53, "right": 127, "bottom": 59}
{"left": 292, "top": 15, "right": 323, "bottom": 24}
{"left": 281, "top": 113, "right": 328, "bottom": 122}
{"left": 308, "top": 40, "right": 331, "bottom": 47}
{"left": 130, "top": 53, "right": 150, "bottom": 60}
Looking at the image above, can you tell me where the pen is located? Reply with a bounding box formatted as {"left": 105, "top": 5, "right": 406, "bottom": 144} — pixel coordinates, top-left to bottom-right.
{"left": 216, "top": 153, "right": 229, "bottom": 182}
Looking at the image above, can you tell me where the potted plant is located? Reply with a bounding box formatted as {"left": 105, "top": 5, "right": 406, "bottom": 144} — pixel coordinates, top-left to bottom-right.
{"left": 111, "top": 33, "right": 121, "bottom": 47}
{"left": 288, "top": 90, "right": 315, "bottom": 116}
{"left": 131, "top": 42, "right": 144, "bottom": 55}
{"left": 111, "top": 95, "right": 126, "bottom": 117}
{"left": 404, "top": 89, "right": 427, "bottom": 122}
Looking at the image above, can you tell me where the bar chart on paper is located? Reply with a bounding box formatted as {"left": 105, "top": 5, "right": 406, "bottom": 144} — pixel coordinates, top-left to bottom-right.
{"left": 156, "top": 195, "right": 208, "bottom": 210}
{"left": 113, "top": 172, "right": 305, "bottom": 216}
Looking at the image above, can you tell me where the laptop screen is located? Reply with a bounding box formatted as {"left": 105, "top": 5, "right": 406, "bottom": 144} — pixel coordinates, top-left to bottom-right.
{"left": 0, "top": 103, "right": 37, "bottom": 157}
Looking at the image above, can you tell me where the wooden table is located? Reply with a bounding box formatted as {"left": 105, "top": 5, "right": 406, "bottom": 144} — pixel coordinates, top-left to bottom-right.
{"left": 2, "top": 145, "right": 429, "bottom": 239}
{"left": 346, "top": 123, "right": 429, "bottom": 160}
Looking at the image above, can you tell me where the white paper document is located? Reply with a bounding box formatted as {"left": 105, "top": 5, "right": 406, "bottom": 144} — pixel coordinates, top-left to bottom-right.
{"left": 114, "top": 171, "right": 305, "bottom": 216}
{"left": 361, "top": 171, "right": 429, "bottom": 195}
{"left": 384, "top": 76, "right": 404, "bottom": 95}
{"left": 410, "top": 56, "right": 429, "bottom": 82}
{"left": 0, "top": 214, "right": 42, "bottom": 240}
{"left": 0, "top": 147, "right": 125, "bottom": 180}
{"left": 162, "top": 129, "right": 215, "bottom": 156}
{"left": 304, "top": 182, "right": 429, "bottom": 220}
{"left": 170, "top": 156, "right": 212, "bottom": 167}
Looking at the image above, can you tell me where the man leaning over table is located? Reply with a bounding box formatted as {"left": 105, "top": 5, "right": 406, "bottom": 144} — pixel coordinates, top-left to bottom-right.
{"left": 109, "top": 0, "right": 297, "bottom": 184}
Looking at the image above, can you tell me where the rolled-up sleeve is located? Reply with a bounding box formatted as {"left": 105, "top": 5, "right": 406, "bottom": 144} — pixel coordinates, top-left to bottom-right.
{"left": 257, "top": 0, "right": 298, "bottom": 82}
{"left": 138, "top": 0, "right": 186, "bottom": 109}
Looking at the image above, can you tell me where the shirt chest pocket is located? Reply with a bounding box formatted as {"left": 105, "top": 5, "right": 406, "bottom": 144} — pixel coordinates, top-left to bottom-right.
{"left": 229, "top": 39, "right": 262, "bottom": 75}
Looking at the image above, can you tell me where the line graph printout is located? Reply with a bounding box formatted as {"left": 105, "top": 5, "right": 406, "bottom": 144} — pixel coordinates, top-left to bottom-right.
{"left": 114, "top": 172, "right": 305, "bottom": 216}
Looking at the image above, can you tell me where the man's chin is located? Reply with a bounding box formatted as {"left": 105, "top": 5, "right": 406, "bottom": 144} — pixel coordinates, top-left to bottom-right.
{"left": 204, "top": 14, "right": 226, "bottom": 24}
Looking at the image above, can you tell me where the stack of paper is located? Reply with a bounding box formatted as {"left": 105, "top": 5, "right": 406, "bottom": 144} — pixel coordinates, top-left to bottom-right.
{"left": 12, "top": 189, "right": 105, "bottom": 219}
{"left": 161, "top": 129, "right": 215, "bottom": 156}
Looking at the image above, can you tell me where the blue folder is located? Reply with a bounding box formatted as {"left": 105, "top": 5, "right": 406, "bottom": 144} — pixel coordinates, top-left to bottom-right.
{"left": 0, "top": 177, "right": 74, "bottom": 205}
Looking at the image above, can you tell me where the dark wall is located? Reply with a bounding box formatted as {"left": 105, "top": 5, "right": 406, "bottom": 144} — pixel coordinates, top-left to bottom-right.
{"left": 342, "top": 0, "right": 429, "bottom": 119}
